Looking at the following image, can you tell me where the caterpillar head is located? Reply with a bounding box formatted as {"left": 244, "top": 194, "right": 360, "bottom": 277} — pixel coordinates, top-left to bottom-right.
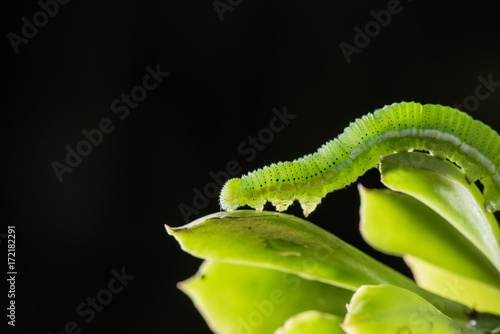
{"left": 219, "top": 178, "right": 242, "bottom": 211}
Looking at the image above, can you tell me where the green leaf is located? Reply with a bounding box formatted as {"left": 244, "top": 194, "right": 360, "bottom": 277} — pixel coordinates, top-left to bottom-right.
{"left": 167, "top": 210, "right": 412, "bottom": 291}
{"left": 167, "top": 210, "right": 471, "bottom": 321}
{"left": 358, "top": 185, "right": 500, "bottom": 298}
{"left": 179, "top": 260, "right": 352, "bottom": 334}
{"left": 342, "top": 285, "right": 483, "bottom": 334}
{"left": 405, "top": 255, "right": 500, "bottom": 314}
{"left": 379, "top": 152, "right": 500, "bottom": 273}
{"left": 274, "top": 310, "right": 344, "bottom": 334}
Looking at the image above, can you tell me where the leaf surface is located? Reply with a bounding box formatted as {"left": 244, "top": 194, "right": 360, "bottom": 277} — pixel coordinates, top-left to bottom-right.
{"left": 379, "top": 152, "right": 500, "bottom": 272}
{"left": 167, "top": 210, "right": 471, "bottom": 321}
{"left": 180, "top": 260, "right": 352, "bottom": 334}
{"left": 342, "top": 285, "right": 483, "bottom": 334}
{"left": 359, "top": 185, "right": 500, "bottom": 290}
{"left": 275, "top": 310, "right": 344, "bottom": 334}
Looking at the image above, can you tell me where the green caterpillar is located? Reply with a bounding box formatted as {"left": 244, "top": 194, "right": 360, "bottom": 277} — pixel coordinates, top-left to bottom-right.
{"left": 220, "top": 102, "right": 500, "bottom": 217}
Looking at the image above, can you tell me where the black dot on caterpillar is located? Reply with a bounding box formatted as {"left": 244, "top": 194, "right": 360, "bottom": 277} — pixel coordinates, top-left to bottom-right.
{"left": 219, "top": 102, "right": 500, "bottom": 217}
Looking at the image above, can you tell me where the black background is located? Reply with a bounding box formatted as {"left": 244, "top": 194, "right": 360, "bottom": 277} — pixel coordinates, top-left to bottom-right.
{"left": 2, "top": 0, "right": 500, "bottom": 333}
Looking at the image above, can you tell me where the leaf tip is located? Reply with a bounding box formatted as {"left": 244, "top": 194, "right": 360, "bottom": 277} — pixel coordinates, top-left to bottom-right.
{"left": 165, "top": 224, "right": 175, "bottom": 235}
{"left": 176, "top": 281, "right": 185, "bottom": 290}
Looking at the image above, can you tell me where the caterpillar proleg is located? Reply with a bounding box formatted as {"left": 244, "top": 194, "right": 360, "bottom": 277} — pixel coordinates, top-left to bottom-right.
{"left": 220, "top": 102, "right": 500, "bottom": 217}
